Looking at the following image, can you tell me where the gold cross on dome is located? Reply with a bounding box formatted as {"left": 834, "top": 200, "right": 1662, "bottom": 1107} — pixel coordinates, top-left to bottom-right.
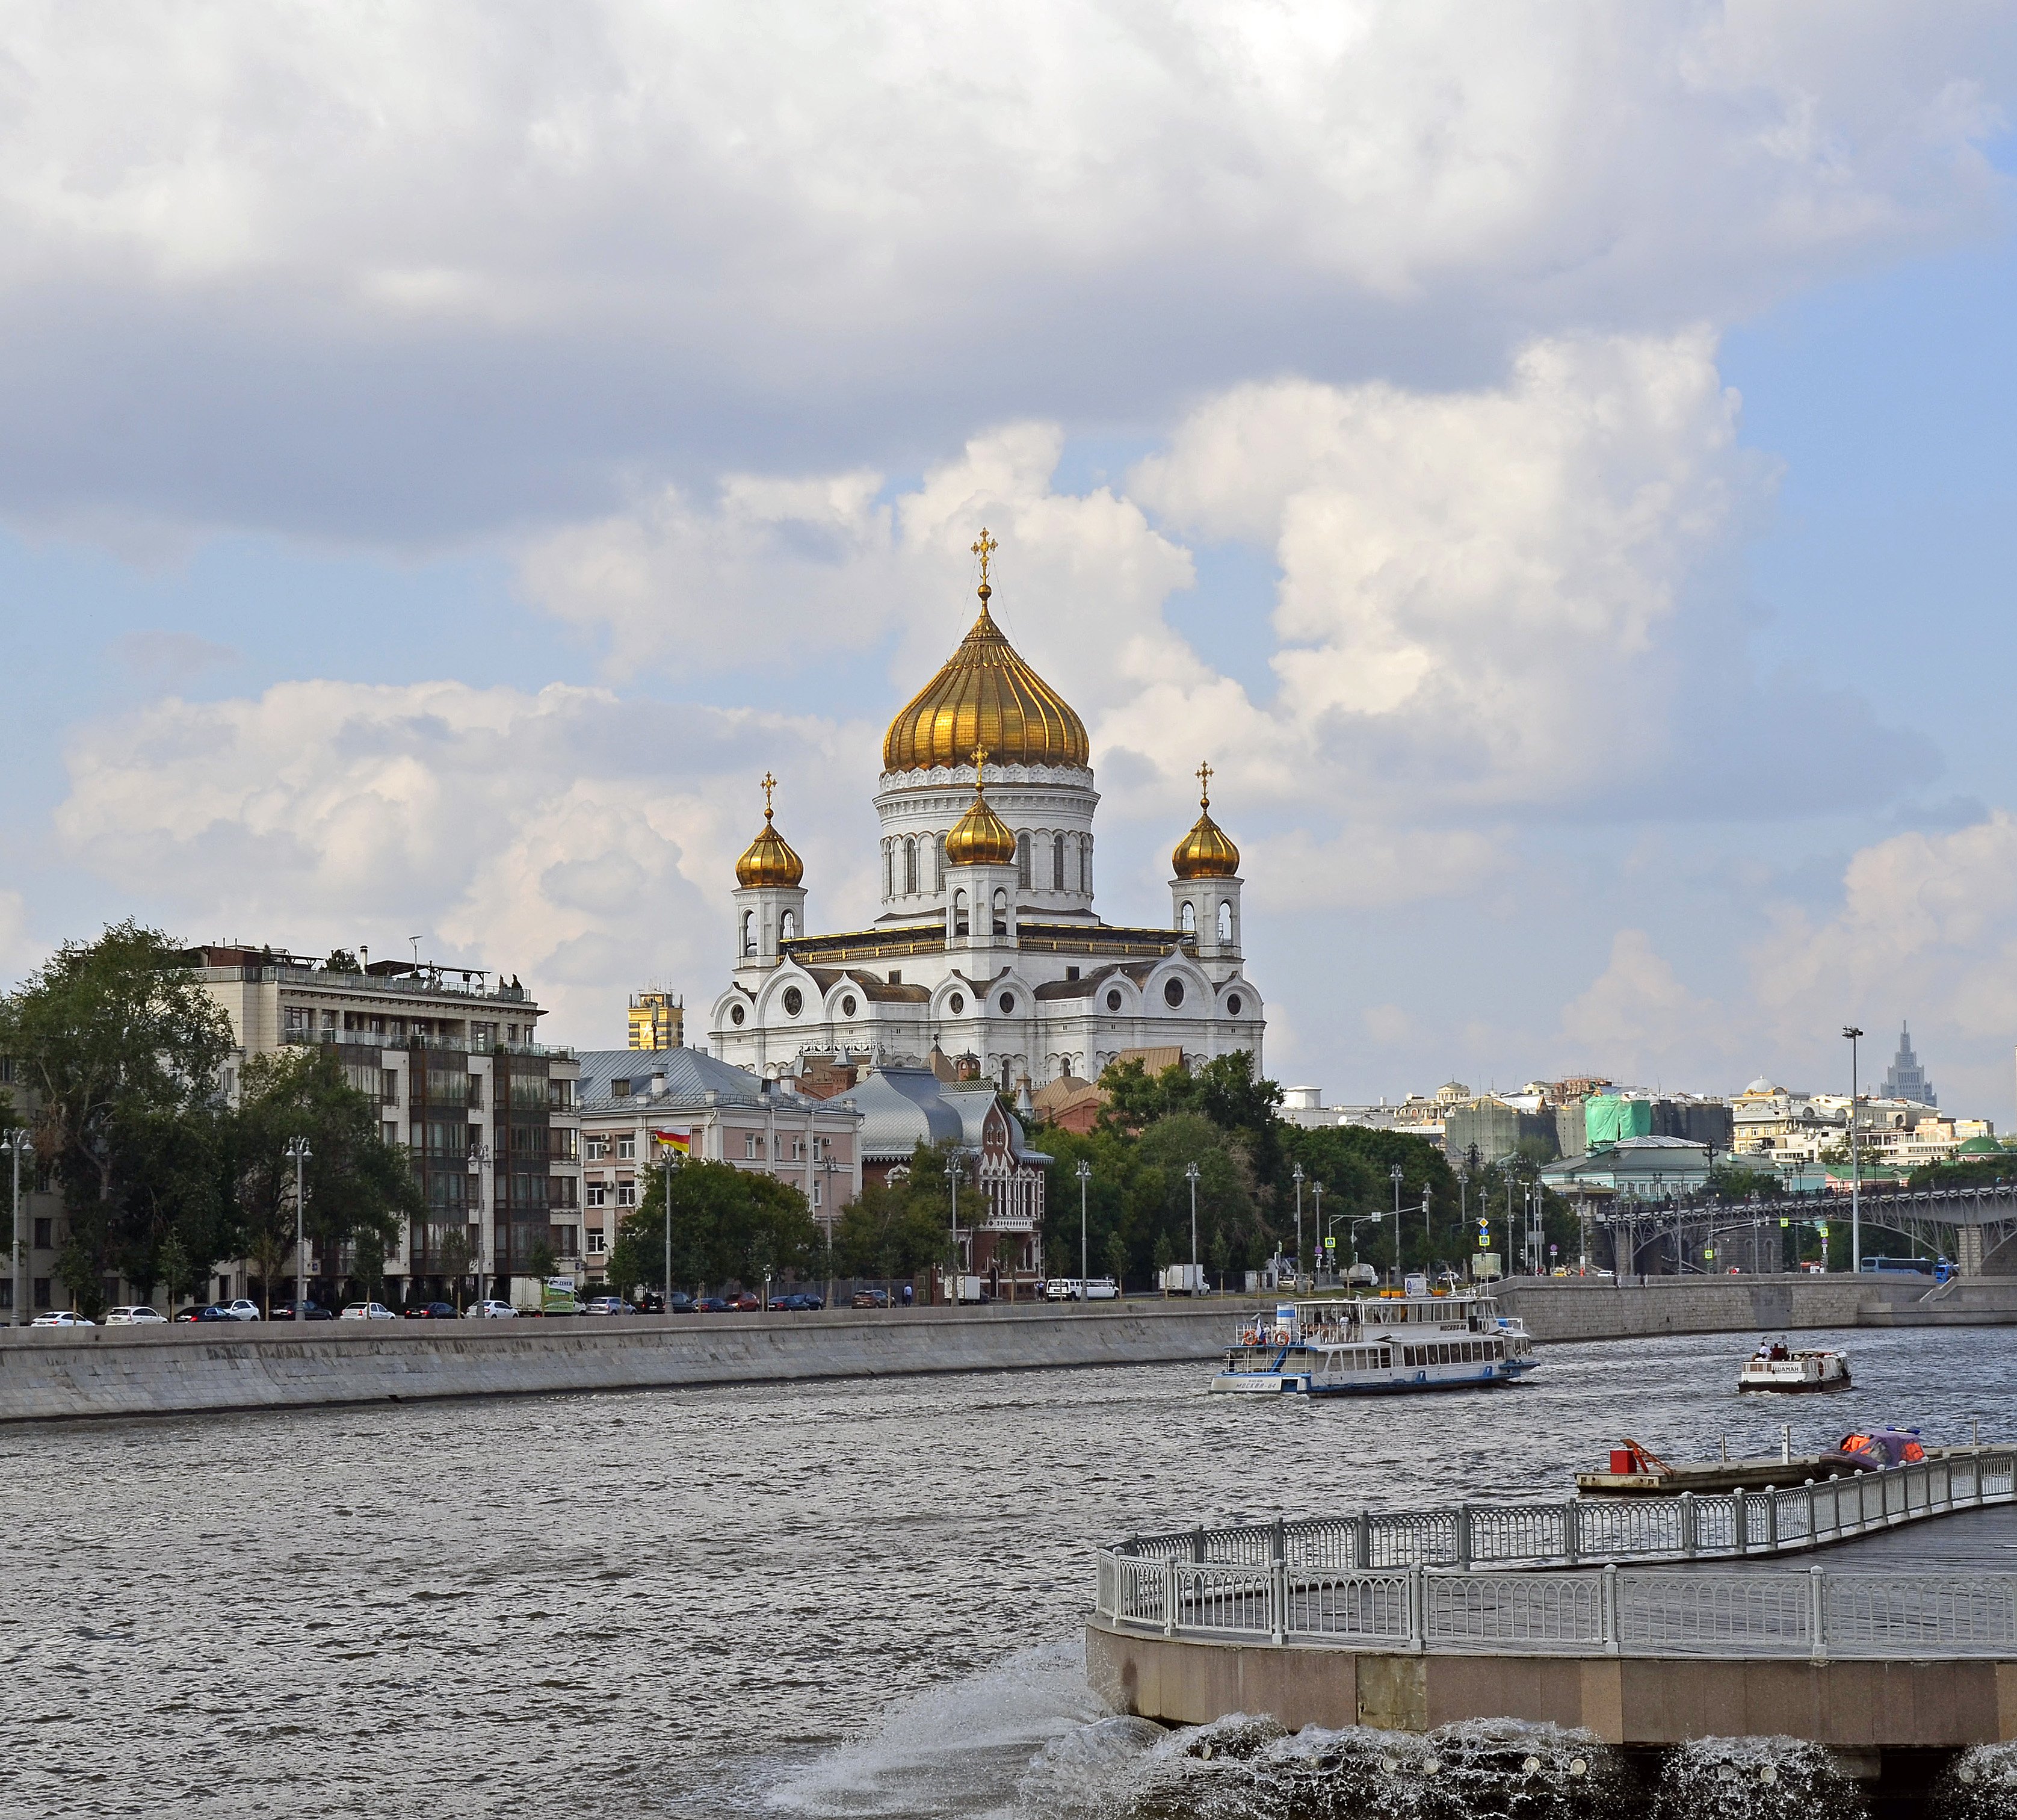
{"left": 1196, "top": 760, "right": 1213, "bottom": 806}
{"left": 971, "top": 527, "right": 998, "bottom": 588}
{"left": 761, "top": 771, "right": 777, "bottom": 818}
{"left": 971, "top": 744, "right": 989, "bottom": 784}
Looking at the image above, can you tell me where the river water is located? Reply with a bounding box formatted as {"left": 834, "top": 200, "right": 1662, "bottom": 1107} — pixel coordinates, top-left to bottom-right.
{"left": 7, "top": 1323, "right": 2013, "bottom": 1819}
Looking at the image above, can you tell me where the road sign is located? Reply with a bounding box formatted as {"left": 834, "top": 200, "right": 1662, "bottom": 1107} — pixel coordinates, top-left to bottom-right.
{"left": 1323, "top": 1235, "right": 1336, "bottom": 1251}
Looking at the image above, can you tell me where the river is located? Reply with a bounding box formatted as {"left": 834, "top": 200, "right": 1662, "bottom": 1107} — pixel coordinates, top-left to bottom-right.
{"left": 6, "top": 1323, "right": 2012, "bottom": 1818}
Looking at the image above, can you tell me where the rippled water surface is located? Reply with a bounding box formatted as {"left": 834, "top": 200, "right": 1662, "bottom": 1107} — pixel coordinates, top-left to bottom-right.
{"left": 8, "top": 1323, "right": 2014, "bottom": 1818}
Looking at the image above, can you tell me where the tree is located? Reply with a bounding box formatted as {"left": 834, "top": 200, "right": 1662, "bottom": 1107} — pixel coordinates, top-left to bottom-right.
{"left": 0, "top": 923, "right": 237, "bottom": 1312}
{"left": 831, "top": 1168, "right": 951, "bottom": 1280}
{"left": 156, "top": 1230, "right": 199, "bottom": 1314}
{"left": 233, "top": 1046, "right": 421, "bottom": 1309}
{"left": 610, "top": 1160, "right": 817, "bottom": 1294}
{"left": 434, "top": 1224, "right": 475, "bottom": 1310}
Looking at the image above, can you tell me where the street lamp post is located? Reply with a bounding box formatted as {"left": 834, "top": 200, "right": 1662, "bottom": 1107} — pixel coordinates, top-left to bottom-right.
{"left": 1184, "top": 1162, "right": 1200, "bottom": 1291}
{"left": 949, "top": 1153, "right": 961, "bottom": 1305}
{"left": 1390, "top": 1165, "right": 1404, "bottom": 1287}
{"left": 662, "top": 1148, "right": 678, "bottom": 1315}
{"left": 1075, "top": 1159, "right": 1090, "bottom": 1295}
{"left": 5, "top": 1128, "right": 29, "bottom": 1327}
{"left": 1291, "top": 1163, "right": 1303, "bottom": 1288}
{"left": 283, "top": 1136, "right": 312, "bottom": 1322}
{"left": 1310, "top": 1180, "right": 1323, "bottom": 1283}
{"left": 1844, "top": 1024, "right": 1864, "bottom": 1275}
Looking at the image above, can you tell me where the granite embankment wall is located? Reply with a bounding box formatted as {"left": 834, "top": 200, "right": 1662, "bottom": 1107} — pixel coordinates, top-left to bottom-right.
{"left": 0, "top": 1300, "right": 1250, "bottom": 1423}
{"left": 6, "top": 1275, "right": 2014, "bottom": 1424}
{"left": 1495, "top": 1272, "right": 2017, "bottom": 1340}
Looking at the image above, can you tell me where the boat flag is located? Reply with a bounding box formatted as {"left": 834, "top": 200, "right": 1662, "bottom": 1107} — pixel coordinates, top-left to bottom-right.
{"left": 653, "top": 1128, "right": 691, "bottom": 1156}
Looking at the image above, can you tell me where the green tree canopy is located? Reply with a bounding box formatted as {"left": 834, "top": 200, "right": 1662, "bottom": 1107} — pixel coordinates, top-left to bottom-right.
{"left": 0, "top": 922, "right": 238, "bottom": 1313}
{"left": 608, "top": 1159, "right": 817, "bottom": 1293}
{"left": 235, "top": 1045, "right": 421, "bottom": 1308}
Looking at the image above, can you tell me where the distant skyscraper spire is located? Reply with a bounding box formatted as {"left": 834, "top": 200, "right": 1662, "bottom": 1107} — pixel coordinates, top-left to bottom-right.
{"left": 1881, "top": 1021, "right": 1935, "bottom": 1107}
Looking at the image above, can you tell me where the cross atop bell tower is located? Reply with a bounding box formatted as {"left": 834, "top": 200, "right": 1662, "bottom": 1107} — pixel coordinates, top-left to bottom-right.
{"left": 971, "top": 527, "right": 998, "bottom": 603}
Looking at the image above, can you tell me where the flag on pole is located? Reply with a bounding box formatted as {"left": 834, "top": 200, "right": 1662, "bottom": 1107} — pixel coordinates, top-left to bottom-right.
{"left": 653, "top": 1129, "right": 691, "bottom": 1155}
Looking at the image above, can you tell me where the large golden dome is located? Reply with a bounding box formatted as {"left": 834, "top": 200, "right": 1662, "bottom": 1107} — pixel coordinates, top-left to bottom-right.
{"left": 944, "top": 755, "right": 1019, "bottom": 867}
{"left": 1172, "top": 765, "right": 1240, "bottom": 879}
{"left": 882, "top": 542, "right": 1089, "bottom": 773}
{"left": 735, "top": 773, "right": 804, "bottom": 888}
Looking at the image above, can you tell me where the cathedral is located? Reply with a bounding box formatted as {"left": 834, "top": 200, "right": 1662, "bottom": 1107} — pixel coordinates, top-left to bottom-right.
{"left": 706, "top": 532, "right": 1267, "bottom": 1095}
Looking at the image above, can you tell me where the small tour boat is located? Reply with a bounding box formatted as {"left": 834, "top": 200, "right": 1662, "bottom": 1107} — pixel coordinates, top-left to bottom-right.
{"left": 1738, "top": 1339, "right": 1851, "bottom": 1394}
{"left": 1208, "top": 1292, "right": 1536, "bottom": 1396}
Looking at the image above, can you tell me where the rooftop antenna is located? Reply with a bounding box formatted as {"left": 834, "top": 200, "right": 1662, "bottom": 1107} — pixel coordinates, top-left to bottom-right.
{"left": 410, "top": 935, "right": 422, "bottom": 967}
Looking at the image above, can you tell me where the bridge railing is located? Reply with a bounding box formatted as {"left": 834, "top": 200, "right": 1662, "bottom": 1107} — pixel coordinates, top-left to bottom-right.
{"left": 1114, "top": 1447, "right": 2015, "bottom": 1576}
{"left": 1095, "top": 1559, "right": 2017, "bottom": 1659}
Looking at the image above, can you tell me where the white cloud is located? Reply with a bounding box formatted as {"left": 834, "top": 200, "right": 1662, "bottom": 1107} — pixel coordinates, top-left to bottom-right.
{"left": 0, "top": 4, "right": 2007, "bottom": 538}
{"left": 52, "top": 679, "right": 873, "bottom": 1042}
{"left": 1557, "top": 928, "right": 1731, "bottom": 1085}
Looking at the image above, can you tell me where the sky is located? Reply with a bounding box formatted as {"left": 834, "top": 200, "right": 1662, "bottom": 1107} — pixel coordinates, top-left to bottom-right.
{"left": 4, "top": 2, "right": 2017, "bottom": 1118}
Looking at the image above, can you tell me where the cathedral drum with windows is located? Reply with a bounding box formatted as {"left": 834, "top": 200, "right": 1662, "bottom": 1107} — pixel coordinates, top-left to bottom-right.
{"left": 707, "top": 530, "right": 1265, "bottom": 1091}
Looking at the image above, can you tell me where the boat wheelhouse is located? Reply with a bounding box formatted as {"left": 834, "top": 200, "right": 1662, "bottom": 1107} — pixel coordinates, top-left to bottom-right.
{"left": 1208, "top": 1292, "right": 1536, "bottom": 1396}
{"left": 1737, "top": 1340, "right": 1850, "bottom": 1394}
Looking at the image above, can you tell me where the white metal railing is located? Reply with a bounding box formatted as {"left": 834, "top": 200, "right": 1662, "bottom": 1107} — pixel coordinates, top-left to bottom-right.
{"left": 1114, "top": 1449, "right": 2015, "bottom": 1574}
{"left": 1093, "top": 1558, "right": 2017, "bottom": 1659}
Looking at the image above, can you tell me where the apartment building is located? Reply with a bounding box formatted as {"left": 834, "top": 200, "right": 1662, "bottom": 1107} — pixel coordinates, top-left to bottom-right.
{"left": 572, "top": 1048, "right": 862, "bottom": 1287}
{"left": 191, "top": 945, "right": 582, "bottom": 1306}
{"left": 628, "top": 989, "right": 684, "bottom": 1050}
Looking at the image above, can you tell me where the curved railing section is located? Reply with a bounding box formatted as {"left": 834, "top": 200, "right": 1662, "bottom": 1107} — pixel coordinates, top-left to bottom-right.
{"left": 1093, "top": 1449, "right": 2017, "bottom": 1660}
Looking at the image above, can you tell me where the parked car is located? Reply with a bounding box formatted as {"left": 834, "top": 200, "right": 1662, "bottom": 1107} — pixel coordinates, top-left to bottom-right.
{"left": 339, "top": 1301, "right": 397, "bottom": 1320}
{"left": 666, "top": 1292, "right": 695, "bottom": 1314}
{"left": 851, "top": 1287, "right": 891, "bottom": 1309}
{"left": 723, "top": 1292, "right": 761, "bottom": 1312}
{"left": 693, "top": 1296, "right": 729, "bottom": 1313}
{"left": 271, "top": 1299, "right": 335, "bottom": 1320}
{"left": 176, "top": 1303, "right": 240, "bottom": 1322}
{"left": 404, "top": 1301, "right": 460, "bottom": 1319}
{"left": 29, "top": 1310, "right": 94, "bottom": 1327}
{"left": 464, "top": 1299, "right": 517, "bottom": 1319}
{"left": 221, "top": 1299, "right": 262, "bottom": 1321}
{"left": 580, "top": 1296, "right": 634, "bottom": 1316}
{"left": 767, "top": 1292, "right": 826, "bottom": 1311}
{"left": 103, "top": 1306, "right": 167, "bottom": 1325}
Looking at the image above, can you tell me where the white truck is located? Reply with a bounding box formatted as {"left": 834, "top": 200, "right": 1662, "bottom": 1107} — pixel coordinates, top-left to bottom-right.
{"left": 1157, "top": 1263, "right": 1208, "bottom": 1296}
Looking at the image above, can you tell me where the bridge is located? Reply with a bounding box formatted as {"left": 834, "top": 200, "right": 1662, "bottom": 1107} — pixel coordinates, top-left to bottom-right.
{"left": 1087, "top": 1448, "right": 2017, "bottom": 1776}
{"left": 1600, "top": 1183, "right": 2017, "bottom": 1278}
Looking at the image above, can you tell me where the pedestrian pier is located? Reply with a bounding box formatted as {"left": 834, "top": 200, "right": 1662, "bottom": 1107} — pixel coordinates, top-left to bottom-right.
{"left": 1086, "top": 1448, "right": 2017, "bottom": 1769}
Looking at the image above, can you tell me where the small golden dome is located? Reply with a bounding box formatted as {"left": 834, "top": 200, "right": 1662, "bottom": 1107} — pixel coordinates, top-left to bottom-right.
{"left": 1172, "top": 763, "right": 1240, "bottom": 879}
{"left": 944, "top": 749, "right": 1019, "bottom": 868}
{"left": 882, "top": 530, "right": 1089, "bottom": 773}
{"left": 735, "top": 773, "right": 804, "bottom": 888}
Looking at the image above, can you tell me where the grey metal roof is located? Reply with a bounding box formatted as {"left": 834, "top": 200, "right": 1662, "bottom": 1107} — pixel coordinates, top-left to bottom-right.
{"left": 852, "top": 1068, "right": 1048, "bottom": 1165}
{"left": 574, "top": 1048, "right": 841, "bottom": 1117}
{"left": 852, "top": 1067, "right": 967, "bottom": 1160}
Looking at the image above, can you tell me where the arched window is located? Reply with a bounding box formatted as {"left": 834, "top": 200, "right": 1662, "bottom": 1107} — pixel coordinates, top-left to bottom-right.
{"left": 1052, "top": 833, "right": 1065, "bottom": 890}
{"left": 741, "top": 910, "right": 755, "bottom": 956}
{"left": 1217, "top": 900, "right": 1234, "bottom": 945}
{"left": 953, "top": 889, "right": 969, "bottom": 938}
{"left": 904, "top": 837, "right": 918, "bottom": 895}
{"left": 934, "top": 834, "right": 945, "bottom": 890}
{"left": 1016, "top": 832, "right": 1031, "bottom": 889}
{"left": 780, "top": 909, "right": 797, "bottom": 941}
{"left": 1179, "top": 901, "right": 1196, "bottom": 934}
{"left": 883, "top": 843, "right": 893, "bottom": 897}
{"left": 992, "top": 888, "right": 1009, "bottom": 936}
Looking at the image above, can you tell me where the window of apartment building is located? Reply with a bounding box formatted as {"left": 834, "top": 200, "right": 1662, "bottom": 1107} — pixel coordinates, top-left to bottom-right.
{"left": 0, "top": 1057, "right": 12, "bottom": 1083}
{"left": 383, "top": 1121, "right": 400, "bottom": 1148}
{"left": 32, "top": 1218, "right": 52, "bottom": 1250}
{"left": 587, "top": 1230, "right": 607, "bottom": 1254}
{"left": 617, "top": 1136, "right": 636, "bottom": 1160}
{"left": 35, "top": 1165, "right": 51, "bottom": 1194}
{"left": 0, "top": 1281, "right": 10, "bottom": 1308}
{"left": 32, "top": 1278, "right": 51, "bottom": 1310}
{"left": 813, "top": 1180, "right": 823, "bottom": 1208}
{"left": 586, "top": 1184, "right": 607, "bottom": 1207}
{"left": 551, "top": 1128, "right": 578, "bottom": 1162}
{"left": 550, "top": 1079, "right": 573, "bottom": 1110}
{"left": 585, "top": 1135, "right": 609, "bottom": 1160}
{"left": 617, "top": 1184, "right": 637, "bottom": 1208}
{"left": 744, "top": 1133, "right": 759, "bottom": 1160}
{"left": 381, "top": 1069, "right": 400, "bottom": 1103}
{"left": 610, "top": 1079, "right": 631, "bottom": 1099}
{"left": 285, "top": 1007, "right": 311, "bottom": 1035}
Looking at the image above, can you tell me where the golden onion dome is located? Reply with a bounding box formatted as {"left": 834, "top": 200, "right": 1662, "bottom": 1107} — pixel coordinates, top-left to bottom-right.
{"left": 882, "top": 532, "right": 1089, "bottom": 772}
{"left": 1172, "top": 764, "right": 1240, "bottom": 879}
{"left": 944, "top": 751, "right": 1019, "bottom": 867}
{"left": 735, "top": 773, "right": 805, "bottom": 888}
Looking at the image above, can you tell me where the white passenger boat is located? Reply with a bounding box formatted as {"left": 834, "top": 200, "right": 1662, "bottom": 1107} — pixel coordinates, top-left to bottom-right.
{"left": 1738, "top": 1340, "right": 1850, "bottom": 1393}
{"left": 1208, "top": 1293, "right": 1536, "bottom": 1395}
